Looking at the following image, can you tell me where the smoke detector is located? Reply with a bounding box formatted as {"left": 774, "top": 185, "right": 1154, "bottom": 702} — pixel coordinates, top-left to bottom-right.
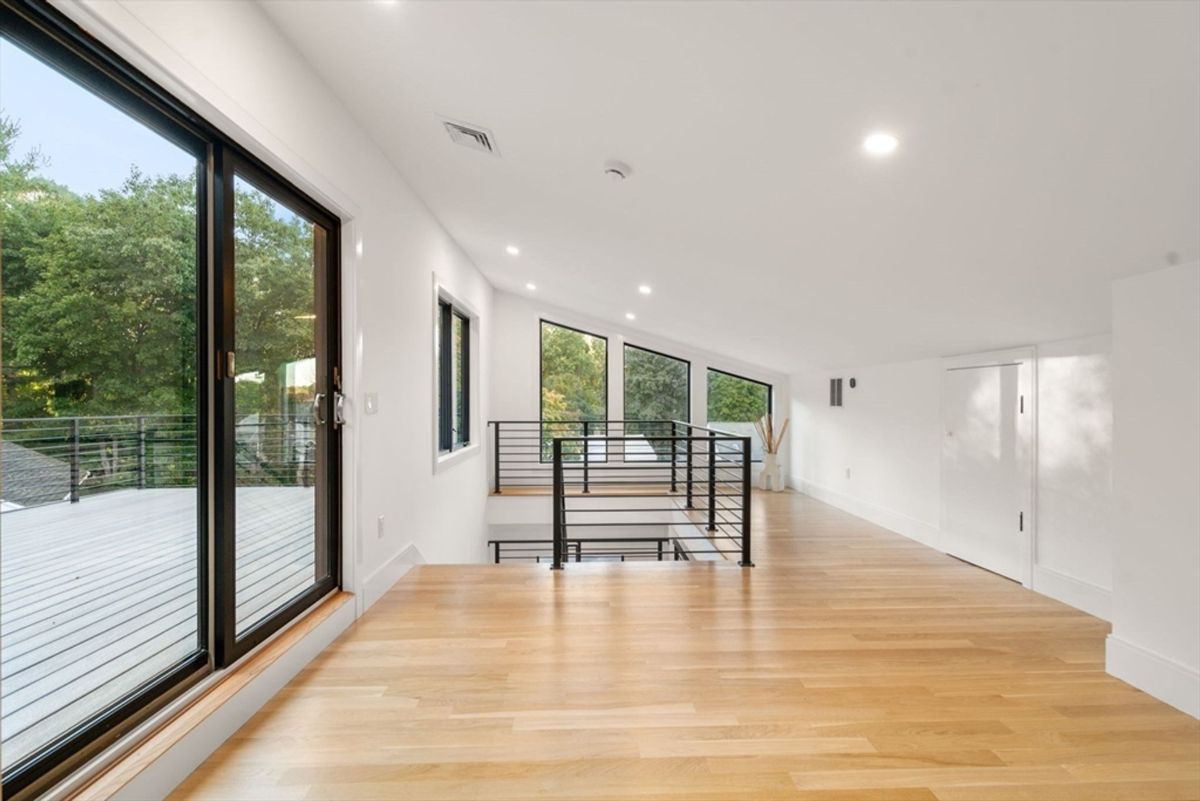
{"left": 604, "top": 160, "right": 632, "bottom": 181}
{"left": 442, "top": 118, "right": 499, "bottom": 156}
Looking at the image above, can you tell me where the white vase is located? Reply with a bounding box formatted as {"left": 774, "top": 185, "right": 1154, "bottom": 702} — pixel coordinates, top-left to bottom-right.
{"left": 760, "top": 453, "right": 784, "bottom": 492}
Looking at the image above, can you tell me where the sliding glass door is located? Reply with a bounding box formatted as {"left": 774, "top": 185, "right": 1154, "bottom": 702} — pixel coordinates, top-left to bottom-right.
{"left": 218, "top": 158, "right": 339, "bottom": 661}
{"left": 0, "top": 2, "right": 341, "bottom": 795}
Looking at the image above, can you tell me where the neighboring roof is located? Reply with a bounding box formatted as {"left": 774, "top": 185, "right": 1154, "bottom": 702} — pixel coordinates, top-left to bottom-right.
{"left": 0, "top": 440, "right": 70, "bottom": 509}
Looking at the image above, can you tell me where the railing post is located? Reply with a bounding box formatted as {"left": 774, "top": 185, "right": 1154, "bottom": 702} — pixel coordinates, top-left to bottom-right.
{"left": 493, "top": 422, "right": 501, "bottom": 494}
{"left": 137, "top": 415, "right": 147, "bottom": 490}
{"left": 657, "top": 539, "right": 664, "bottom": 561}
{"left": 575, "top": 540, "right": 582, "bottom": 562}
{"left": 707, "top": 430, "right": 717, "bottom": 531}
{"left": 669, "top": 422, "right": 678, "bottom": 493}
{"left": 69, "top": 417, "right": 81, "bottom": 503}
{"left": 581, "top": 421, "right": 590, "bottom": 494}
{"left": 740, "top": 436, "right": 754, "bottom": 567}
{"left": 686, "top": 432, "right": 694, "bottom": 508}
{"left": 493, "top": 541, "right": 501, "bottom": 564}
{"left": 552, "top": 437, "right": 565, "bottom": 570}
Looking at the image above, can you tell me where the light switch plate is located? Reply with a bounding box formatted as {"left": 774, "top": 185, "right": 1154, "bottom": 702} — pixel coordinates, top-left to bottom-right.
{"left": 364, "top": 392, "right": 379, "bottom": 415}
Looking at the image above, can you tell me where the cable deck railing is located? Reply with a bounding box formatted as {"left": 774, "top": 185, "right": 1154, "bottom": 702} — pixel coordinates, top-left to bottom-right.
{"left": 1, "top": 413, "right": 315, "bottom": 512}
{"left": 488, "top": 420, "right": 754, "bottom": 569}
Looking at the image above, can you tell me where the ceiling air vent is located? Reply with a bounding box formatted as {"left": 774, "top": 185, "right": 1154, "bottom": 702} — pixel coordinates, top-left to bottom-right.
{"left": 442, "top": 119, "right": 499, "bottom": 156}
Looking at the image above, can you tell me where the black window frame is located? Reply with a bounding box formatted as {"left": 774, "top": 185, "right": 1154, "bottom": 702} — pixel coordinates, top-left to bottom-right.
{"left": 622, "top": 343, "right": 691, "bottom": 461}
{"left": 705, "top": 367, "right": 773, "bottom": 463}
{"left": 538, "top": 319, "right": 608, "bottom": 463}
{"left": 0, "top": 1, "right": 342, "bottom": 796}
{"left": 437, "top": 298, "right": 472, "bottom": 453}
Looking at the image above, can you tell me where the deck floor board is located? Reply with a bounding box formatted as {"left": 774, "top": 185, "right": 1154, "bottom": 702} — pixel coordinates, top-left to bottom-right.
{"left": 0, "top": 487, "right": 314, "bottom": 768}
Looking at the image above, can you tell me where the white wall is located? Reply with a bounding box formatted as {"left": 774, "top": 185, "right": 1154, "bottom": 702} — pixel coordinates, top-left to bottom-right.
{"left": 489, "top": 289, "right": 790, "bottom": 462}
{"left": 60, "top": 0, "right": 495, "bottom": 609}
{"left": 1034, "top": 335, "right": 1113, "bottom": 616}
{"left": 1107, "top": 263, "right": 1200, "bottom": 718}
{"left": 789, "top": 334, "right": 1116, "bottom": 617}
{"left": 788, "top": 359, "right": 943, "bottom": 548}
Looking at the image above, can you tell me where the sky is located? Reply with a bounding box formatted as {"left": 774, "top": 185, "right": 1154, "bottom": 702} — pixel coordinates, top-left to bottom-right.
{"left": 0, "top": 36, "right": 196, "bottom": 196}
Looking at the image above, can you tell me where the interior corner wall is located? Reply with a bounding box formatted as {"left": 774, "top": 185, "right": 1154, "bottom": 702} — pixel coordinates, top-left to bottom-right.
{"left": 787, "top": 359, "right": 943, "bottom": 549}
{"left": 789, "top": 334, "right": 1117, "bottom": 619}
{"left": 1107, "top": 262, "right": 1200, "bottom": 718}
{"left": 59, "top": 0, "right": 495, "bottom": 609}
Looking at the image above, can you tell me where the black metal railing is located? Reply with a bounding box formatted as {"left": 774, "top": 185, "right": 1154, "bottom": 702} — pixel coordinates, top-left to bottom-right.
{"left": 0, "top": 413, "right": 315, "bottom": 512}
{"left": 487, "top": 420, "right": 754, "bottom": 569}
{"left": 487, "top": 536, "right": 691, "bottom": 564}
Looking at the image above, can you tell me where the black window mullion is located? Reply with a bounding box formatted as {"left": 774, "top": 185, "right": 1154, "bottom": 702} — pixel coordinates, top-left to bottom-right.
{"left": 438, "top": 301, "right": 454, "bottom": 452}
{"left": 457, "top": 312, "right": 470, "bottom": 447}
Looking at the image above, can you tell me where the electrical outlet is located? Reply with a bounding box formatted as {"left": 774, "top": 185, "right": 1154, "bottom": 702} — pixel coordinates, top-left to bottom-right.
{"left": 364, "top": 392, "right": 379, "bottom": 415}
{"left": 376, "top": 514, "right": 385, "bottom": 539}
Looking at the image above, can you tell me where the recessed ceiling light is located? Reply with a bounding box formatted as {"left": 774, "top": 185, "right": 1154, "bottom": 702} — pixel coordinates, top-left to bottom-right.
{"left": 625, "top": 312, "right": 636, "bottom": 321}
{"left": 525, "top": 282, "right": 537, "bottom": 291}
{"left": 506, "top": 244, "right": 520, "bottom": 256}
{"left": 863, "top": 131, "right": 899, "bottom": 156}
{"left": 637, "top": 284, "right": 652, "bottom": 295}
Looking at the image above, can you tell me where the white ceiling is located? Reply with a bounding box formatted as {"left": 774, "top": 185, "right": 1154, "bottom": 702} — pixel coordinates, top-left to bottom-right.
{"left": 260, "top": 0, "right": 1200, "bottom": 372}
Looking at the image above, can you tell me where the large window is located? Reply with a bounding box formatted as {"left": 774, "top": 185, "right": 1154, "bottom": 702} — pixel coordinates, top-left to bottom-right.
{"left": 540, "top": 320, "right": 606, "bottom": 460}
{"left": 706, "top": 368, "right": 772, "bottom": 461}
{"left": 0, "top": 4, "right": 340, "bottom": 795}
{"left": 437, "top": 299, "right": 471, "bottom": 452}
{"left": 623, "top": 344, "right": 689, "bottom": 461}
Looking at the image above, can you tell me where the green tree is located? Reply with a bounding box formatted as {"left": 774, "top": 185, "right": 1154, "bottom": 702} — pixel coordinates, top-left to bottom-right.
{"left": 707, "top": 370, "right": 769, "bottom": 422}
{"left": 624, "top": 345, "right": 688, "bottom": 459}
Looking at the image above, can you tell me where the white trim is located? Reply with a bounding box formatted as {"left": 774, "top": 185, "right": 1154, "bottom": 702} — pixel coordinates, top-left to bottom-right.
{"left": 361, "top": 543, "right": 424, "bottom": 611}
{"left": 1106, "top": 635, "right": 1200, "bottom": 719}
{"left": 1031, "top": 565, "right": 1111, "bottom": 620}
{"left": 794, "top": 478, "right": 942, "bottom": 551}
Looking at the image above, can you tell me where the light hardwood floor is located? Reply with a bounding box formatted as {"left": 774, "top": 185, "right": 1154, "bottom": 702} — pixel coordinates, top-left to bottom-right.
{"left": 171, "top": 491, "right": 1200, "bottom": 800}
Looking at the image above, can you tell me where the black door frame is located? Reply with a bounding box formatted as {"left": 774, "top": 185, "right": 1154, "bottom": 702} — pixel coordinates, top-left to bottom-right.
{"left": 214, "top": 150, "right": 342, "bottom": 667}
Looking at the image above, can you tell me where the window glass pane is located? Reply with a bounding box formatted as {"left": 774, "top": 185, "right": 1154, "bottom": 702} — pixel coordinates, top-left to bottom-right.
{"left": 436, "top": 301, "right": 446, "bottom": 451}
{"left": 453, "top": 313, "right": 467, "bottom": 446}
{"left": 706, "top": 369, "right": 771, "bottom": 461}
{"left": 623, "top": 345, "right": 688, "bottom": 461}
{"left": 0, "top": 37, "right": 201, "bottom": 769}
{"left": 540, "top": 321, "right": 606, "bottom": 460}
{"left": 232, "top": 174, "right": 324, "bottom": 637}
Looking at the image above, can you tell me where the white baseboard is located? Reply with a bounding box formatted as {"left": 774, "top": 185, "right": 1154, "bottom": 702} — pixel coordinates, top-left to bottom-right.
{"left": 1032, "top": 565, "right": 1111, "bottom": 620}
{"left": 794, "top": 479, "right": 942, "bottom": 550}
{"left": 361, "top": 543, "right": 423, "bottom": 611}
{"left": 1106, "top": 635, "right": 1200, "bottom": 719}
{"left": 111, "top": 598, "right": 356, "bottom": 800}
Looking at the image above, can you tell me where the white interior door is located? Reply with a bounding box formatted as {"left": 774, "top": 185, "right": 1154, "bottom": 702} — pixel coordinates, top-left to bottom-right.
{"left": 942, "top": 363, "right": 1024, "bottom": 580}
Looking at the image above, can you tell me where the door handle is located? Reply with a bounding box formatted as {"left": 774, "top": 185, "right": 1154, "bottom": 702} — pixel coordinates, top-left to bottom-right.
{"left": 312, "top": 393, "right": 327, "bottom": 426}
{"left": 333, "top": 392, "right": 346, "bottom": 428}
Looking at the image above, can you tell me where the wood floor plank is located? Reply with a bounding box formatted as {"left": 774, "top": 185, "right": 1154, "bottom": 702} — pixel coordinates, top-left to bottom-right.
{"left": 169, "top": 491, "right": 1200, "bottom": 800}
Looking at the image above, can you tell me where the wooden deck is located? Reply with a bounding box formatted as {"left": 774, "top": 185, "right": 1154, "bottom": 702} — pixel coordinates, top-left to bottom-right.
{"left": 0, "top": 487, "right": 314, "bottom": 769}
{"left": 172, "top": 490, "right": 1200, "bottom": 801}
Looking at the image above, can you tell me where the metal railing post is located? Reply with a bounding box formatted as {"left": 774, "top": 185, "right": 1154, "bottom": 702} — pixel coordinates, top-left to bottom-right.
{"left": 740, "top": 436, "right": 754, "bottom": 567}
{"left": 137, "top": 415, "right": 147, "bottom": 490}
{"left": 493, "top": 541, "right": 501, "bottom": 564}
{"left": 69, "top": 417, "right": 81, "bottom": 503}
{"left": 686, "top": 432, "right": 694, "bottom": 508}
{"left": 657, "top": 539, "right": 664, "bottom": 561}
{"left": 669, "top": 422, "right": 678, "bottom": 493}
{"left": 707, "top": 430, "right": 717, "bottom": 531}
{"left": 493, "top": 422, "right": 501, "bottom": 494}
{"left": 582, "top": 421, "right": 590, "bottom": 494}
{"left": 552, "top": 437, "right": 565, "bottom": 570}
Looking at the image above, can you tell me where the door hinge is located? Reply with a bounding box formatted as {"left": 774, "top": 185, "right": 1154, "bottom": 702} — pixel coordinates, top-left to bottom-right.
{"left": 1019, "top": 511, "right": 1024, "bottom": 532}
